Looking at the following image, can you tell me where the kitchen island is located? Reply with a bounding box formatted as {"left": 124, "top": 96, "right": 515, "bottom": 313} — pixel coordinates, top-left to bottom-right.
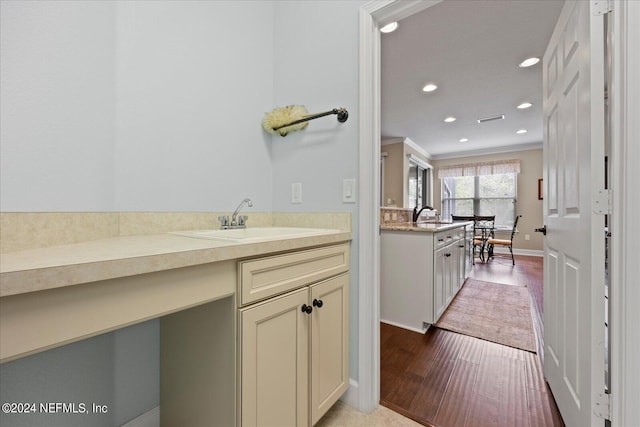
{"left": 380, "top": 221, "right": 471, "bottom": 333}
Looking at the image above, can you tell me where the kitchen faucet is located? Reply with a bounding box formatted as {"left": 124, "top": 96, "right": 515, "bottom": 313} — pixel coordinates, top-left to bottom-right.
{"left": 412, "top": 205, "right": 434, "bottom": 222}
{"left": 218, "top": 198, "right": 253, "bottom": 229}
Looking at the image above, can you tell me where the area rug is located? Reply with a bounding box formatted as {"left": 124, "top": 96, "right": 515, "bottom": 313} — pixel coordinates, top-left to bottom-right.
{"left": 434, "top": 278, "right": 537, "bottom": 352}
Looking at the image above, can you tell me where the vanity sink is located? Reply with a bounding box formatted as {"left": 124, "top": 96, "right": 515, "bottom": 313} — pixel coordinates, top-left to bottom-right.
{"left": 170, "top": 227, "right": 341, "bottom": 242}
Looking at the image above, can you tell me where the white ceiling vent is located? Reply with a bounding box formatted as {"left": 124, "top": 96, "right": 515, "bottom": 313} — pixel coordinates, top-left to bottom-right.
{"left": 477, "top": 114, "right": 505, "bottom": 124}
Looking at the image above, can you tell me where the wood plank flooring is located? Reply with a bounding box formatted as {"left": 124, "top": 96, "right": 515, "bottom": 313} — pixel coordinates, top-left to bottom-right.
{"left": 380, "top": 255, "right": 563, "bottom": 427}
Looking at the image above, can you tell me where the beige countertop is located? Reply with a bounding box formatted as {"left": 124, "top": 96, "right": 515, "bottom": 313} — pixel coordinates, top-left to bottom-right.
{"left": 0, "top": 229, "right": 351, "bottom": 297}
{"left": 381, "top": 221, "right": 472, "bottom": 233}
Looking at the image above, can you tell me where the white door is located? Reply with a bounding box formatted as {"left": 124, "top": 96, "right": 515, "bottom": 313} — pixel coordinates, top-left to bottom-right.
{"left": 542, "top": 1, "right": 606, "bottom": 426}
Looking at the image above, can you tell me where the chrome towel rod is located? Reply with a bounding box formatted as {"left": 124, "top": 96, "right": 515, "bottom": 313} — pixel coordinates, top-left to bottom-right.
{"left": 273, "top": 108, "right": 349, "bottom": 131}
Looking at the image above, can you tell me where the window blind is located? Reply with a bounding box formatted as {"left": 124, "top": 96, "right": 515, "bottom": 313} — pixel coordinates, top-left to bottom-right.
{"left": 437, "top": 159, "right": 521, "bottom": 179}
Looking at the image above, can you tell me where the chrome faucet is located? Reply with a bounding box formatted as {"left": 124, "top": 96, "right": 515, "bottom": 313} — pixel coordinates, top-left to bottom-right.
{"left": 219, "top": 198, "right": 253, "bottom": 229}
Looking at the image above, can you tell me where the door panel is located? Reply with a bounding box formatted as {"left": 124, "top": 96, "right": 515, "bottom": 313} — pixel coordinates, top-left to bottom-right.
{"left": 542, "top": 1, "right": 606, "bottom": 425}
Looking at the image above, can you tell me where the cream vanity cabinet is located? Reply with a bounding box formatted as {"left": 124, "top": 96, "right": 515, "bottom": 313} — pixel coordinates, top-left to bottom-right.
{"left": 381, "top": 224, "right": 468, "bottom": 333}
{"left": 238, "top": 244, "right": 350, "bottom": 427}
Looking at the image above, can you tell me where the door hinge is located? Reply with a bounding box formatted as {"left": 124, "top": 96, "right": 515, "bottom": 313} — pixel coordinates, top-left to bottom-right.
{"left": 592, "top": 0, "right": 612, "bottom": 16}
{"left": 594, "top": 392, "right": 611, "bottom": 420}
{"left": 593, "top": 189, "right": 612, "bottom": 215}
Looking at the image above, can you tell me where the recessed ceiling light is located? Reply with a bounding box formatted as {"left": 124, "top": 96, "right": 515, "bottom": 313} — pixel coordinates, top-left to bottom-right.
{"left": 380, "top": 22, "right": 399, "bottom": 33}
{"left": 519, "top": 57, "right": 540, "bottom": 68}
{"left": 459, "top": 138, "right": 469, "bottom": 142}
{"left": 516, "top": 129, "right": 528, "bottom": 134}
{"left": 444, "top": 116, "right": 456, "bottom": 123}
{"left": 517, "top": 102, "right": 533, "bottom": 109}
{"left": 422, "top": 83, "right": 438, "bottom": 92}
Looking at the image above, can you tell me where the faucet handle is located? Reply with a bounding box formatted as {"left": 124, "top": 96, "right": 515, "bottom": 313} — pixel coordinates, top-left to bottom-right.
{"left": 218, "top": 215, "right": 229, "bottom": 228}
{"left": 238, "top": 215, "right": 248, "bottom": 226}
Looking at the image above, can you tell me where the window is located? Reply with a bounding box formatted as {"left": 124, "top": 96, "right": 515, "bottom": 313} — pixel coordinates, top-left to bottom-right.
{"left": 441, "top": 172, "right": 517, "bottom": 228}
{"left": 408, "top": 161, "right": 432, "bottom": 209}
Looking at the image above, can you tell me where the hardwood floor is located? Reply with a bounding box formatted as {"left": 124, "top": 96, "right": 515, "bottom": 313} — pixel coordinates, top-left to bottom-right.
{"left": 380, "top": 255, "right": 563, "bottom": 427}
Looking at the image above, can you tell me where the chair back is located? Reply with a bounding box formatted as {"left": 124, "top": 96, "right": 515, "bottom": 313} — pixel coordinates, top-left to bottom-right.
{"left": 473, "top": 215, "right": 495, "bottom": 229}
{"left": 510, "top": 215, "right": 522, "bottom": 240}
{"left": 473, "top": 215, "right": 495, "bottom": 239}
{"left": 451, "top": 215, "right": 474, "bottom": 222}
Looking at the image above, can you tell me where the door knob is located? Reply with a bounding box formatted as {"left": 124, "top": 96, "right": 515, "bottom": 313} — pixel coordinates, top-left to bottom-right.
{"left": 534, "top": 225, "right": 547, "bottom": 236}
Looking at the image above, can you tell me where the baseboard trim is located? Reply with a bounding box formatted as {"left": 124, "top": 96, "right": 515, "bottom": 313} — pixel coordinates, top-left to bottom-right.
{"left": 340, "top": 378, "right": 360, "bottom": 409}
{"left": 380, "top": 319, "right": 426, "bottom": 334}
{"left": 120, "top": 406, "right": 160, "bottom": 427}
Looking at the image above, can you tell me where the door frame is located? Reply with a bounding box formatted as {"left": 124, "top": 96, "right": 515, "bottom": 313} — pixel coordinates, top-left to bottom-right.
{"left": 609, "top": 1, "right": 640, "bottom": 425}
{"left": 356, "top": 0, "right": 640, "bottom": 423}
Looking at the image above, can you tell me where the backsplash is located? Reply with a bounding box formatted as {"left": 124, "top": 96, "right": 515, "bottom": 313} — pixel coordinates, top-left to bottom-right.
{"left": 0, "top": 212, "right": 351, "bottom": 253}
{"left": 380, "top": 207, "right": 413, "bottom": 225}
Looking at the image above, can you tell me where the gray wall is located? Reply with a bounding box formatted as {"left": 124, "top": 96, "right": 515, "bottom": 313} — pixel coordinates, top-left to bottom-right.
{"left": 1, "top": 2, "right": 275, "bottom": 425}
{"left": 271, "top": 0, "right": 366, "bottom": 380}
{"left": 0, "top": 0, "right": 275, "bottom": 213}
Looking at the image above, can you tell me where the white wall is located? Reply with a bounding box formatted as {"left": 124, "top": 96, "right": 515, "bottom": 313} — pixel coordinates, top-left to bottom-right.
{"left": 114, "top": 1, "right": 274, "bottom": 211}
{"left": 271, "top": 0, "right": 367, "bottom": 381}
{"left": 1, "top": 0, "right": 275, "bottom": 213}
{"left": 0, "top": 1, "right": 116, "bottom": 211}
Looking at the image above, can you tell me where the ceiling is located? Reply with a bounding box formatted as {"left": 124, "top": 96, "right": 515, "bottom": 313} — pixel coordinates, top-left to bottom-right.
{"left": 381, "top": 0, "right": 565, "bottom": 159}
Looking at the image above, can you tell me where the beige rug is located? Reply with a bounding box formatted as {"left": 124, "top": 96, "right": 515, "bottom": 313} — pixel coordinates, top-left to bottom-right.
{"left": 434, "top": 278, "right": 537, "bottom": 352}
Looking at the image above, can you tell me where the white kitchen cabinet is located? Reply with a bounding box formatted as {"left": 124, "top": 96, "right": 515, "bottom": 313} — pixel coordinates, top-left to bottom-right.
{"left": 238, "top": 245, "right": 350, "bottom": 427}
{"left": 381, "top": 223, "right": 468, "bottom": 332}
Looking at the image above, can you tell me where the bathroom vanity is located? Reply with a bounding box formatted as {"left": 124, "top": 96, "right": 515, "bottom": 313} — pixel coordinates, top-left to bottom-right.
{"left": 380, "top": 221, "right": 470, "bottom": 333}
{"left": 0, "top": 225, "right": 351, "bottom": 426}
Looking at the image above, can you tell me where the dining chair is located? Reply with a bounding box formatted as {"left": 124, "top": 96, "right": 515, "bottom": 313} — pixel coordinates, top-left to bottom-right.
{"left": 472, "top": 215, "right": 495, "bottom": 264}
{"left": 451, "top": 215, "right": 474, "bottom": 221}
{"left": 487, "top": 215, "right": 522, "bottom": 265}
{"left": 451, "top": 215, "right": 475, "bottom": 264}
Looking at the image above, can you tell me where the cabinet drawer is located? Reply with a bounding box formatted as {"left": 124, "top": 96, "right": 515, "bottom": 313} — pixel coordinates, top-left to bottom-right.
{"left": 435, "top": 230, "right": 456, "bottom": 249}
{"left": 239, "top": 244, "right": 349, "bottom": 306}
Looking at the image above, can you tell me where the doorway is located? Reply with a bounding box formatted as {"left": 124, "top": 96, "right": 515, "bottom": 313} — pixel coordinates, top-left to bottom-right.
{"left": 356, "top": 0, "right": 638, "bottom": 424}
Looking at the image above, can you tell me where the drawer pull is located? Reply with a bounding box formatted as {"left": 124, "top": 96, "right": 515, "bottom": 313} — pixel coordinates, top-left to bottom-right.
{"left": 301, "top": 304, "right": 313, "bottom": 314}
{"left": 446, "top": 235, "right": 452, "bottom": 239}
{"left": 313, "top": 299, "right": 324, "bottom": 308}
{"left": 445, "top": 253, "right": 452, "bottom": 257}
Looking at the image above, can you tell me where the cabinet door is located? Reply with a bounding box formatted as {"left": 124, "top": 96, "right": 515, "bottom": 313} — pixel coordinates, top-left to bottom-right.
{"left": 240, "top": 288, "right": 309, "bottom": 427}
{"left": 455, "top": 238, "right": 467, "bottom": 293}
{"left": 433, "top": 248, "right": 448, "bottom": 322}
{"left": 310, "top": 273, "right": 349, "bottom": 425}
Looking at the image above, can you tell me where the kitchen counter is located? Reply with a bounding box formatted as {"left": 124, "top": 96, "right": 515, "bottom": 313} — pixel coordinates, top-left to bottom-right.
{"left": 381, "top": 221, "right": 472, "bottom": 233}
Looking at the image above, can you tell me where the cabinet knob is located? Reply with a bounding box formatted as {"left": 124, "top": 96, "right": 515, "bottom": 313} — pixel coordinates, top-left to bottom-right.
{"left": 301, "top": 304, "right": 313, "bottom": 314}
{"left": 313, "top": 299, "right": 324, "bottom": 308}
{"left": 438, "top": 238, "right": 444, "bottom": 242}
{"left": 445, "top": 253, "right": 452, "bottom": 257}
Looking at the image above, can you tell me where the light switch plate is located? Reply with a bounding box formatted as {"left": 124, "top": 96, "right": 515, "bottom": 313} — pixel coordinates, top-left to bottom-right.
{"left": 343, "top": 178, "right": 356, "bottom": 203}
{"left": 291, "top": 182, "right": 302, "bottom": 204}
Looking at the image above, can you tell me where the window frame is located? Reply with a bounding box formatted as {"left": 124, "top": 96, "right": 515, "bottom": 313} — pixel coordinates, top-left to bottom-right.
{"left": 408, "top": 158, "right": 432, "bottom": 209}
{"left": 441, "top": 173, "right": 517, "bottom": 229}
